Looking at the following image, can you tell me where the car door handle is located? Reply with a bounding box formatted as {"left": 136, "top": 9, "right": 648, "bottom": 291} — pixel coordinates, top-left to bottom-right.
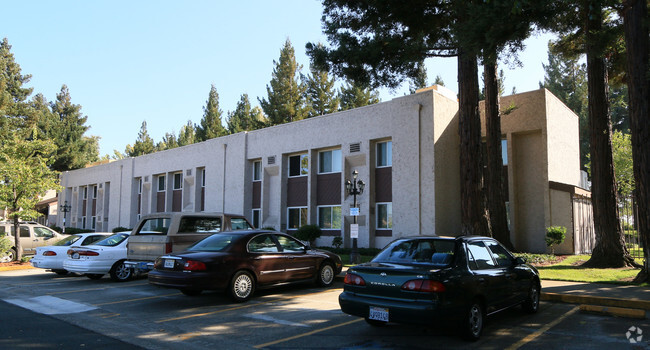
{"left": 286, "top": 256, "right": 295, "bottom": 259}
{"left": 478, "top": 278, "right": 486, "bottom": 284}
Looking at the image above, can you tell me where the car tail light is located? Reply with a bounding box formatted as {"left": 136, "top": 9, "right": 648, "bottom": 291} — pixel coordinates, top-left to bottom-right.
{"left": 401, "top": 279, "right": 446, "bottom": 293}
{"left": 344, "top": 273, "right": 366, "bottom": 286}
{"left": 183, "top": 260, "right": 206, "bottom": 271}
{"left": 165, "top": 242, "right": 173, "bottom": 254}
{"left": 73, "top": 250, "right": 99, "bottom": 256}
{"left": 43, "top": 251, "right": 57, "bottom": 256}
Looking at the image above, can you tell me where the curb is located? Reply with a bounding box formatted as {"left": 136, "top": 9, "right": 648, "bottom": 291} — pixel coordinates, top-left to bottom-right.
{"left": 579, "top": 304, "right": 647, "bottom": 319}
{"left": 541, "top": 292, "right": 650, "bottom": 311}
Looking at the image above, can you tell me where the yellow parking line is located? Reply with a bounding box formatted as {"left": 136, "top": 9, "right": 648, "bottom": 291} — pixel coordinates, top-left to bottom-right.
{"left": 94, "top": 292, "right": 181, "bottom": 306}
{"left": 254, "top": 318, "right": 363, "bottom": 349}
{"left": 155, "top": 288, "right": 339, "bottom": 324}
{"left": 505, "top": 305, "right": 580, "bottom": 350}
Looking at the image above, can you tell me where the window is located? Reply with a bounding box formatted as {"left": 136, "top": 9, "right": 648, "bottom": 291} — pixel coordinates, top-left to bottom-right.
{"left": 83, "top": 186, "right": 88, "bottom": 199}
{"left": 276, "top": 234, "right": 305, "bottom": 253}
{"left": 288, "top": 207, "right": 308, "bottom": 229}
{"left": 173, "top": 173, "right": 182, "bottom": 190}
{"left": 252, "top": 209, "right": 261, "bottom": 229}
{"left": 466, "top": 241, "right": 497, "bottom": 270}
{"left": 253, "top": 161, "right": 262, "bottom": 181}
{"left": 484, "top": 240, "right": 514, "bottom": 267}
{"left": 34, "top": 227, "right": 55, "bottom": 238}
{"left": 178, "top": 217, "right": 222, "bottom": 233}
{"left": 82, "top": 217, "right": 87, "bottom": 229}
{"left": 377, "top": 141, "right": 392, "bottom": 167}
{"left": 288, "top": 154, "right": 308, "bottom": 177}
{"left": 248, "top": 234, "right": 279, "bottom": 253}
{"left": 231, "top": 218, "right": 253, "bottom": 230}
{"left": 157, "top": 175, "right": 166, "bottom": 192}
{"left": 502, "top": 139, "right": 508, "bottom": 165}
{"left": 318, "top": 206, "right": 341, "bottom": 230}
{"left": 201, "top": 169, "right": 206, "bottom": 187}
{"left": 91, "top": 216, "right": 96, "bottom": 230}
{"left": 19, "top": 226, "right": 30, "bottom": 238}
{"left": 377, "top": 203, "right": 393, "bottom": 229}
{"left": 138, "top": 178, "right": 142, "bottom": 194}
{"left": 373, "top": 238, "right": 455, "bottom": 264}
{"left": 319, "top": 149, "right": 341, "bottom": 174}
{"left": 92, "top": 185, "right": 98, "bottom": 199}
{"left": 135, "top": 218, "right": 171, "bottom": 235}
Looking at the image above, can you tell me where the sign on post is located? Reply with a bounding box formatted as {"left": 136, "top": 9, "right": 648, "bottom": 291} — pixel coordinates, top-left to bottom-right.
{"left": 350, "top": 207, "right": 360, "bottom": 216}
{"left": 350, "top": 224, "right": 359, "bottom": 238}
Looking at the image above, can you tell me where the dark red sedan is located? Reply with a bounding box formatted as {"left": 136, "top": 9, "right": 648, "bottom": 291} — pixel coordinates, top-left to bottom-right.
{"left": 148, "top": 230, "right": 343, "bottom": 302}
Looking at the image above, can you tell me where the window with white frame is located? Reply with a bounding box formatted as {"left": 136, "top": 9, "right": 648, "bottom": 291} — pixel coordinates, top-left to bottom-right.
{"left": 157, "top": 175, "right": 166, "bottom": 192}
{"left": 377, "top": 141, "right": 392, "bottom": 167}
{"left": 173, "top": 172, "right": 183, "bottom": 190}
{"left": 319, "top": 149, "right": 342, "bottom": 174}
{"left": 288, "top": 154, "right": 308, "bottom": 177}
{"left": 252, "top": 209, "right": 261, "bottom": 229}
{"left": 83, "top": 186, "right": 88, "bottom": 199}
{"left": 318, "top": 205, "right": 342, "bottom": 230}
{"left": 91, "top": 216, "right": 96, "bottom": 230}
{"left": 201, "top": 169, "right": 206, "bottom": 187}
{"left": 376, "top": 202, "right": 393, "bottom": 229}
{"left": 138, "top": 178, "right": 142, "bottom": 194}
{"left": 92, "top": 185, "right": 98, "bottom": 199}
{"left": 288, "top": 207, "right": 308, "bottom": 229}
{"left": 253, "top": 160, "right": 262, "bottom": 181}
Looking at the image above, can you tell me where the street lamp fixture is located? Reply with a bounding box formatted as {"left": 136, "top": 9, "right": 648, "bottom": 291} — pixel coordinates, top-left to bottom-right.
{"left": 60, "top": 200, "right": 71, "bottom": 233}
{"left": 346, "top": 170, "right": 365, "bottom": 264}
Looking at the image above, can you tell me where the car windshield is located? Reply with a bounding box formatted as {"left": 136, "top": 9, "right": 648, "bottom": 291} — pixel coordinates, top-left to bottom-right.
{"left": 188, "top": 234, "right": 238, "bottom": 252}
{"left": 94, "top": 233, "right": 129, "bottom": 247}
{"left": 372, "top": 238, "right": 455, "bottom": 266}
{"left": 53, "top": 235, "right": 81, "bottom": 246}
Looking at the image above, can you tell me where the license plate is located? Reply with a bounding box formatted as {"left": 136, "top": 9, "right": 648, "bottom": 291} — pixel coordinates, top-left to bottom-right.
{"left": 369, "top": 306, "right": 389, "bottom": 322}
{"left": 164, "top": 259, "right": 175, "bottom": 269}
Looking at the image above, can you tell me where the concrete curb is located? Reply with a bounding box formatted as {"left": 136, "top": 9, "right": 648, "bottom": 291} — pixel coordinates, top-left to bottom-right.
{"left": 541, "top": 292, "right": 650, "bottom": 311}
{"left": 579, "top": 304, "right": 647, "bottom": 319}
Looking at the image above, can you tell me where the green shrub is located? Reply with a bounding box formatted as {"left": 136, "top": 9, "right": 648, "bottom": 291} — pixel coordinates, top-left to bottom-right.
{"left": 0, "top": 235, "right": 12, "bottom": 256}
{"left": 332, "top": 236, "right": 343, "bottom": 249}
{"left": 20, "top": 256, "right": 31, "bottom": 263}
{"left": 261, "top": 226, "right": 276, "bottom": 231}
{"left": 49, "top": 225, "right": 63, "bottom": 233}
{"left": 545, "top": 226, "right": 566, "bottom": 255}
{"left": 294, "top": 224, "right": 322, "bottom": 245}
{"left": 112, "top": 226, "right": 132, "bottom": 233}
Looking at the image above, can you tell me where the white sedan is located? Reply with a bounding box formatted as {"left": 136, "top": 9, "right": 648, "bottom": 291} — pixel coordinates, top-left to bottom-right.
{"left": 63, "top": 232, "right": 133, "bottom": 282}
{"left": 30, "top": 232, "right": 112, "bottom": 275}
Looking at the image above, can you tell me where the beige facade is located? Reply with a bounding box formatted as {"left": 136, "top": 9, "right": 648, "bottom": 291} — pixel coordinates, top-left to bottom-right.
{"left": 57, "top": 87, "right": 589, "bottom": 253}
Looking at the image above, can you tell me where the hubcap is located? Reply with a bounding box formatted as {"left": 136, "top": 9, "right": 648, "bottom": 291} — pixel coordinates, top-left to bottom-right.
{"left": 531, "top": 286, "right": 539, "bottom": 308}
{"left": 469, "top": 305, "right": 482, "bottom": 336}
{"left": 321, "top": 265, "right": 334, "bottom": 284}
{"left": 116, "top": 264, "right": 131, "bottom": 280}
{"left": 234, "top": 274, "right": 252, "bottom": 298}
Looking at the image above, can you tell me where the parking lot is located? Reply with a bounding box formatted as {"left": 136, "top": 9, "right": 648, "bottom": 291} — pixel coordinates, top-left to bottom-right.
{"left": 0, "top": 269, "right": 647, "bottom": 349}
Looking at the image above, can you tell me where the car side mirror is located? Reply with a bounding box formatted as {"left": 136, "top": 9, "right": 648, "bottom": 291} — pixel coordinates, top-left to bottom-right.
{"left": 515, "top": 257, "right": 526, "bottom": 265}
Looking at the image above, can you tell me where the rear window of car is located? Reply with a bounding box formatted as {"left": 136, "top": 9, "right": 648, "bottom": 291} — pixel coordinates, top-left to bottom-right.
{"left": 54, "top": 235, "right": 82, "bottom": 246}
{"left": 94, "top": 233, "right": 129, "bottom": 247}
{"left": 372, "top": 238, "right": 455, "bottom": 266}
{"left": 188, "top": 234, "right": 237, "bottom": 252}
{"left": 231, "top": 218, "right": 253, "bottom": 230}
{"left": 135, "top": 218, "right": 171, "bottom": 235}
{"left": 178, "top": 217, "right": 222, "bottom": 234}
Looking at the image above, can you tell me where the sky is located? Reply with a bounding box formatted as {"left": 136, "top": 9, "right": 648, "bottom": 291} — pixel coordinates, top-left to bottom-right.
{"left": 3, "top": 1, "right": 556, "bottom": 157}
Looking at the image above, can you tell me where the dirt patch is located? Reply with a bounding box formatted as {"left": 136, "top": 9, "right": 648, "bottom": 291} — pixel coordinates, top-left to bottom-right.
{"left": 0, "top": 261, "right": 34, "bottom": 271}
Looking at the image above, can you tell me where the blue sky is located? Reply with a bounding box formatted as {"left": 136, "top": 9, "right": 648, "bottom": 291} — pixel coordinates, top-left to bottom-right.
{"left": 3, "top": 1, "right": 555, "bottom": 156}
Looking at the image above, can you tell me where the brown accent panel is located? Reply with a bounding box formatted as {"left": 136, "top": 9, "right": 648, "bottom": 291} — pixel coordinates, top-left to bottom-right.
{"left": 201, "top": 187, "right": 205, "bottom": 211}
{"left": 287, "top": 176, "right": 308, "bottom": 207}
{"left": 317, "top": 173, "right": 341, "bottom": 205}
{"left": 375, "top": 167, "right": 392, "bottom": 202}
{"left": 376, "top": 230, "right": 392, "bottom": 237}
{"left": 157, "top": 192, "right": 165, "bottom": 212}
{"left": 82, "top": 200, "right": 87, "bottom": 216}
{"left": 92, "top": 199, "right": 96, "bottom": 215}
{"left": 172, "top": 189, "right": 182, "bottom": 212}
{"left": 252, "top": 181, "right": 261, "bottom": 209}
{"left": 321, "top": 229, "right": 341, "bottom": 237}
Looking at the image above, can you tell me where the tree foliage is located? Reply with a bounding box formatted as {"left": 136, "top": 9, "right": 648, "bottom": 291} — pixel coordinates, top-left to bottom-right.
{"left": 339, "top": 80, "right": 380, "bottom": 111}
{"left": 226, "top": 94, "right": 265, "bottom": 134}
{"left": 305, "top": 61, "right": 340, "bottom": 117}
{"left": 196, "top": 84, "right": 227, "bottom": 141}
{"left": 125, "top": 121, "right": 156, "bottom": 157}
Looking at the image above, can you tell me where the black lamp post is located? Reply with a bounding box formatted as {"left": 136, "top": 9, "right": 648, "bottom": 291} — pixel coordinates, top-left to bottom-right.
{"left": 345, "top": 170, "right": 365, "bottom": 264}
{"left": 60, "top": 200, "right": 71, "bottom": 233}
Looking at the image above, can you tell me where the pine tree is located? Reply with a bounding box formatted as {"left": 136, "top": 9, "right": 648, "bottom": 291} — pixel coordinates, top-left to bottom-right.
{"left": 305, "top": 62, "right": 339, "bottom": 117}
{"left": 409, "top": 62, "right": 429, "bottom": 94}
{"left": 196, "top": 84, "right": 227, "bottom": 141}
{"left": 178, "top": 120, "right": 196, "bottom": 146}
{"left": 156, "top": 132, "right": 178, "bottom": 151}
{"left": 259, "top": 39, "right": 308, "bottom": 125}
{"left": 0, "top": 38, "right": 34, "bottom": 139}
{"left": 125, "top": 121, "right": 155, "bottom": 157}
{"left": 227, "top": 94, "right": 265, "bottom": 134}
{"left": 339, "top": 81, "right": 380, "bottom": 111}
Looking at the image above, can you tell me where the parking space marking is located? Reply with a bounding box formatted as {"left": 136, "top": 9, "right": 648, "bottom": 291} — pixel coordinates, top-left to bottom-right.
{"left": 46, "top": 281, "right": 149, "bottom": 295}
{"left": 254, "top": 318, "right": 363, "bottom": 349}
{"left": 505, "top": 305, "right": 580, "bottom": 350}
{"left": 4, "top": 295, "right": 98, "bottom": 315}
{"left": 93, "top": 292, "right": 182, "bottom": 306}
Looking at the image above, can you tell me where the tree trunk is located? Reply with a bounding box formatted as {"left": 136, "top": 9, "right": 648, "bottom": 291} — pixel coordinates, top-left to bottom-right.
{"left": 623, "top": 0, "right": 650, "bottom": 281}
{"left": 458, "top": 51, "right": 491, "bottom": 236}
{"left": 484, "top": 61, "right": 514, "bottom": 250}
{"left": 12, "top": 212, "right": 22, "bottom": 261}
{"left": 583, "top": 0, "right": 634, "bottom": 268}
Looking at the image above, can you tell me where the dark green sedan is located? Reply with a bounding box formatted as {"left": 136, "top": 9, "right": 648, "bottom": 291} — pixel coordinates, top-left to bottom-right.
{"left": 338, "top": 235, "right": 540, "bottom": 341}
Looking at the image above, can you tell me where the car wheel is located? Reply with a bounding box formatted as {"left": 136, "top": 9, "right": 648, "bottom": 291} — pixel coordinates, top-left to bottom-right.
{"left": 85, "top": 274, "right": 104, "bottom": 280}
{"left": 181, "top": 289, "right": 203, "bottom": 296}
{"left": 462, "top": 300, "right": 484, "bottom": 341}
{"left": 522, "top": 282, "right": 540, "bottom": 313}
{"left": 365, "top": 318, "right": 387, "bottom": 327}
{"left": 1, "top": 248, "right": 17, "bottom": 262}
{"left": 229, "top": 270, "right": 255, "bottom": 302}
{"left": 109, "top": 260, "right": 132, "bottom": 282}
{"left": 316, "top": 262, "right": 335, "bottom": 287}
{"left": 52, "top": 269, "right": 68, "bottom": 275}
